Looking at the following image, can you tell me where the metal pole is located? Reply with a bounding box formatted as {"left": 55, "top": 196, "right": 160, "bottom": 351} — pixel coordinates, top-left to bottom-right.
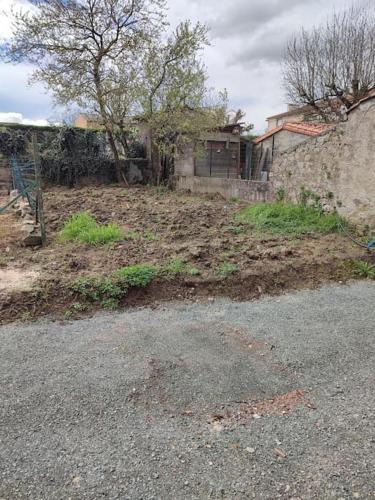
{"left": 209, "top": 142, "right": 213, "bottom": 177}
{"left": 31, "top": 132, "right": 46, "bottom": 244}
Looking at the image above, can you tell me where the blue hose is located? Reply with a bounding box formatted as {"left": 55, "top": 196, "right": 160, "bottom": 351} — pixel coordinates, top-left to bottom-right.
{"left": 368, "top": 239, "right": 375, "bottom": 249}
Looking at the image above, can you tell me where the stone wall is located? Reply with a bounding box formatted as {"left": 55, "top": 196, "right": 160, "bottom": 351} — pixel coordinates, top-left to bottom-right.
{"left": 174, "top": 175, "right": 273, "bottom": 202}
{"left": 270, "top": 98, "right": 375, "bottom": 224}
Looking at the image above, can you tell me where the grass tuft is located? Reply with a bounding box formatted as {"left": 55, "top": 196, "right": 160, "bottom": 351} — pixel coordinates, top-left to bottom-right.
{"left": 235, "top": 203, "right": 346, "bottom": 235}
{"left": 161, "top": 258, "right": 200, "bottom": 278}
{"left": 351, "top": 260, "right": 375, "bottom": 279}
{"left": 216, "top": 262, "right": 238, "bottom": 278}
{"left": 61, "top": 212, "right": 123, "bottom": 245}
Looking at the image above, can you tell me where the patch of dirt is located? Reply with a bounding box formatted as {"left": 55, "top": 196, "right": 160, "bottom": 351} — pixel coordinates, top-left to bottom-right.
{"left": 209, "top": 390, "right": 308, "bottom": 428}
{"left": 0, "top": 185, "right": 370, "bottom": 323}
{"left": 0, "top": 268, "right": 39, "bottom": 293}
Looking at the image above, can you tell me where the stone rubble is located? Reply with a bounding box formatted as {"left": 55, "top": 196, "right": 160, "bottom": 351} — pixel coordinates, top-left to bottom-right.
{"left": 10, "top": 189, "right": 43, "bottom": 247}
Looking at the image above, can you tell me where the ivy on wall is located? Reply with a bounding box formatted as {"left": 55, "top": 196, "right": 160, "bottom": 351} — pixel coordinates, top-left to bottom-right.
{"left": 0, "top": 124, "right": 149, "bottom": 186}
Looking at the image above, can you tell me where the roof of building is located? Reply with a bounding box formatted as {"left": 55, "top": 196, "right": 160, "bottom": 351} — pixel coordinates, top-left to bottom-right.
{"left": 254, "top": 122, "right": 334, "bottom": 144}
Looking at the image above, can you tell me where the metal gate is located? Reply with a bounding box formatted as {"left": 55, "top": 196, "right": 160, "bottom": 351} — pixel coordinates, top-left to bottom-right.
{"left": 0, "top": 133, "right": 46, "bottom": 242}
{"left": 195, "top": 141, "right": 239, "bottom": 178}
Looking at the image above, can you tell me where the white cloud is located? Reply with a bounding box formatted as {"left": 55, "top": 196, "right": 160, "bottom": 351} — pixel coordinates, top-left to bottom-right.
{"left": 0, "top": 112, "right": 48, "bottom": 126}
{"left": 0, "top": 0, "right": 29, "bottom": 39}
{"left": 0, "top": 0, "right": 362, "bottom": 133}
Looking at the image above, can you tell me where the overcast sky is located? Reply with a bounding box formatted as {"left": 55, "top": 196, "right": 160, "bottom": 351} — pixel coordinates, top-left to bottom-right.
{"left": 0, "top": 0, "right": 361, "bottom": 132}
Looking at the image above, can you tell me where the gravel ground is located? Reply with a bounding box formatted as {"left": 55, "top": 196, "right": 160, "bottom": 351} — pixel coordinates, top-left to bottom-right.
{"left": 1, "top": 281, "right": 375, "bottom": 499}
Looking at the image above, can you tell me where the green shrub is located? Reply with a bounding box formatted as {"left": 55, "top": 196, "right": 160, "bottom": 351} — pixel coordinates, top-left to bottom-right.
{"left": 235, "top": 203, "right": 346, "bottom": 235}
{"left": 116, "top": 264, "right": 158, "bottom": 287}
{"left": 60, "top": 212, "right": 123, "bottom": 245}
{"left": 351, "top": 260, "right": 375, "bottom": 279}
{"left": 70, "top": 265, "right": 156, "bottom": 306}
{"left": 70, "top": 277, "right": 101, "bottom": 302}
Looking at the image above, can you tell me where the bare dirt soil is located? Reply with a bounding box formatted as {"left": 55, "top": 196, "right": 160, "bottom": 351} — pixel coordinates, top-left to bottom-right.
{"left": 0, "top": 185, "right": 370, "bottom": 323}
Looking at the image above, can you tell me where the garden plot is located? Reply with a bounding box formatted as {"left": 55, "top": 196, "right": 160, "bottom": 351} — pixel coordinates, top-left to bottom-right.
{"left": 0, "top": 185, "right": 371, "bottom": 323}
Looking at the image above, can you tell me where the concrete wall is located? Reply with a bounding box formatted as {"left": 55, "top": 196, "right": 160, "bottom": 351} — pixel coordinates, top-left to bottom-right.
{"left": 175, "top": 144, "right": 195, "bottom": 176}
{"left": 174, "top": 175, "right": 273, "bottom": 203}
{"left": 270, "top": 98, "right": 375, "bottom": 224}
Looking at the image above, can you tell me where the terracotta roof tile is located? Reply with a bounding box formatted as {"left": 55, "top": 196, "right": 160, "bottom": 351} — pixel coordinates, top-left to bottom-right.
{"left": 254, "top": 122, "right": 334, "bottom": 144}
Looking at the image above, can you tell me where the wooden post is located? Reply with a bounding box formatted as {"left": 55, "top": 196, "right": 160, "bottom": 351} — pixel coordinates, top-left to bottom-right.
{"left": 31, "top": 132, "right": 46, "bottom": 244}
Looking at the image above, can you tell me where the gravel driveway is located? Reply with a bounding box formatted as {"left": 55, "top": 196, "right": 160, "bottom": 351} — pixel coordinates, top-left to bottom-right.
{"left": 1, "top": 281, "right": 375, "bottom": 499}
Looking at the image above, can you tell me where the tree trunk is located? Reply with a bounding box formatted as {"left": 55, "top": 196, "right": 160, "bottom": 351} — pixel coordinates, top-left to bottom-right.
{"left": 106, "top": 128, "right": 128, "bottom": 185}
{"left": 93, "top": 63, "right": 127, "bottom": 185}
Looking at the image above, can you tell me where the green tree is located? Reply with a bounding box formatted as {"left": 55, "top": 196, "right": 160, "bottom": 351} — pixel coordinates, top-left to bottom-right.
{"left": 3, "top": 0, "right": 165, "bottom": 183}
{"left": 140, "top": 21, "right": 228, "bottom": 182}
{"left": 4, "top": 1, "right": 227, "bottom": 184}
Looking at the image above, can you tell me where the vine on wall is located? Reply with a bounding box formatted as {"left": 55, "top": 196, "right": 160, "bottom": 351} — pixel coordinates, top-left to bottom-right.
{"left": 0, "top": 125, "right": 147, "bottom": 186}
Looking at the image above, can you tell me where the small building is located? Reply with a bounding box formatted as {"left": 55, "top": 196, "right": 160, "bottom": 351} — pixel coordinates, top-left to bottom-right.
{"left": 251, "top": 122, "right": 333, "bottom": 181}
{"left": 174, "top": 124, "right": 242, "bottom": 179}
{"left": 74, "top": 113, "right": 103, "bottom": 129}
{"left": 266, "top": 105, "right": 322, "bottom": 132}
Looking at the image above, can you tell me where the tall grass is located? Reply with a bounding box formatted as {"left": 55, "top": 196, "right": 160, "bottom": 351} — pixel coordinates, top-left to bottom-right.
{"left": 235, "top": 203, "right": 346, "bottom": 235}
{"left": 60, "top": 212, "right": 123, "bottom": 245}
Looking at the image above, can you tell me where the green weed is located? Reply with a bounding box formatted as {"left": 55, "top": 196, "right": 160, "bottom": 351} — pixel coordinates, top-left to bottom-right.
{"left": 161, "top": 258, "right": 200, "bottom": 278}
{"left": 275, "top": 187, "right": 285, "bottom": 203}
{"left": 21, "top": 310, "right": 33, "bottom": 322}
{"left": 60, "top": 212, "right": 123, "bottom": 245}
{"left": 101, "top": 298, "right": 120, "bottom": 310}
{"left": 70, "top": 264, "right": 158, "bottom": 309}
{"left": 143, "top": 230, "right": 159, "bottom": 241}
{"left": 216, "top": 262, "right": 239, "bottom": 278}
{"left": 226, "top": 226, "right": 245, "bottom": 235}
{"left": 64, "top": 302, "right": 88, "bottom": 319}
{"left": 153, "top": 185, "right": 169, "bottom": 195}
{"left": 161, "top": 258, "right": 186, "bottom": 277}
{"left": 235, "top": 203, "right": 346, "bottom": 236}
{"left": 186, "top": 265, "right": 200, "bottom": 276}
{"left": 351, "top": 260, "right": 375, "bottom": 279}
{"left": 124, "top": 231, "right": 142, "bottom": 240}
{"left": 116, "top": 264, "right": 158, "bottom": 287}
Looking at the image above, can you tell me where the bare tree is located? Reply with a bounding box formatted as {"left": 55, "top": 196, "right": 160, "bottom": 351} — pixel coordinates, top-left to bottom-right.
{"left": 139, "top": 21, "right": 228, "bottom": 182}
{"left": 283, "top": 2, "right": 375, "bottom": 120}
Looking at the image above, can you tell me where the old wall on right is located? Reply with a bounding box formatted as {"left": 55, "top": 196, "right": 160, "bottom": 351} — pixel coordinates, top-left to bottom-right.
{"left": 270, "top": 99, "right": 375, "bottom": 225}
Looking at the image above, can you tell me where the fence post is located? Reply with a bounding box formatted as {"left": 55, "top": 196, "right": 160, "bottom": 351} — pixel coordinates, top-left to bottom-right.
{"left": 31, "top": 132, "right": 46, "bottom": 244}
